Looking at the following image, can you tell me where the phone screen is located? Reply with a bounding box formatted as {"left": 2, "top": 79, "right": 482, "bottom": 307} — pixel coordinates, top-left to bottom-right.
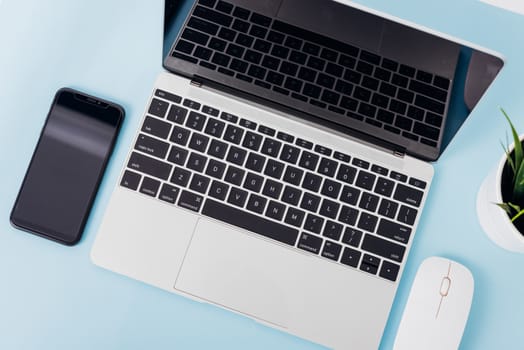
{"left": 10, "top": 89, "right": 124, "bottom": 245}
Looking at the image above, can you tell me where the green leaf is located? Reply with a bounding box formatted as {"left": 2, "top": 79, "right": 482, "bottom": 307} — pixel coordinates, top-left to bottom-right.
{"left": 502, "top": 141, "right": 516, "bottom": 174}
{"left": 512, "top": 208, "right": 524, "bottom": 223}
{"left": 514, "top": 159, "right": 524, "bottom": 201}
{"left": 509, "top": 202, "right": 522, "bottom": 213}
{"left": 496, "top": 202, "right": 513, "bottom": 215}
{"left": 501, "top": 108, "right": 523, "bottom": 177}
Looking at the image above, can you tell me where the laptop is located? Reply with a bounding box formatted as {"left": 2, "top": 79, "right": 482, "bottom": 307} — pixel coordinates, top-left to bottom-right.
{"left": 91, "top": 0, "right": 502, "bottom": 348}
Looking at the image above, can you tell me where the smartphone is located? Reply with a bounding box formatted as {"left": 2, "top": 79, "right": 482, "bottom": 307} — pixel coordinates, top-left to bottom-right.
{"left": 10, "top": 88, "right": 124, "bottom": 245}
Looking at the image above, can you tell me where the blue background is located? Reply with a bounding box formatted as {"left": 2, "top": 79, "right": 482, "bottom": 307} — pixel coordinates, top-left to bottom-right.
{"left": 1, "top": 0, "right": 524, "bottom": 349}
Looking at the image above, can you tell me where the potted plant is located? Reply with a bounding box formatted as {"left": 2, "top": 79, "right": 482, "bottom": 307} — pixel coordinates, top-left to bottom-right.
{"left": 477, "top": 109, "right": 524, "bottom": 252}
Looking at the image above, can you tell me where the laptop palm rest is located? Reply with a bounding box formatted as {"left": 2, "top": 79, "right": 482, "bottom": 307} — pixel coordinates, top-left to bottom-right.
{"left": 174, "top": 218, "right": 395, "bottom": 348}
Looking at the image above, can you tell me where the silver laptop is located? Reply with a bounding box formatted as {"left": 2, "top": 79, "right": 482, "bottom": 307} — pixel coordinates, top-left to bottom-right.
{"left": 91, "top": 0, "right": 502, "bottom": 348}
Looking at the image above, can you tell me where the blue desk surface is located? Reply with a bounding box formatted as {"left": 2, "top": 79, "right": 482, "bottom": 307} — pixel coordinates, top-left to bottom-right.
{"left": 1, "top": 0, "right": 524, "bottom": 348}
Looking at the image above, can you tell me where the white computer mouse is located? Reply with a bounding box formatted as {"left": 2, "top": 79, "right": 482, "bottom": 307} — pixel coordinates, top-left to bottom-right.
{"left": 393, "top": 256, "right": 474, "bottom": 350}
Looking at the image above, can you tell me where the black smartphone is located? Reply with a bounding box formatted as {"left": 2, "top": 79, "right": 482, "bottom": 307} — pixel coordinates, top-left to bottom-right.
{"left": 10, "top": 88, "right": 124, "bottom": 245}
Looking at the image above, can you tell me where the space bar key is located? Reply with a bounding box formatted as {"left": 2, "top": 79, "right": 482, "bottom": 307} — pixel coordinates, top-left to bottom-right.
{"left": 202, "top": 199, "right": 299, "bottom": 246}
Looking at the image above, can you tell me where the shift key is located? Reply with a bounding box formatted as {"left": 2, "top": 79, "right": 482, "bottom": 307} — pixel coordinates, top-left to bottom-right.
{"left": 128, "top": 152, "right": 172, "bottom": 180}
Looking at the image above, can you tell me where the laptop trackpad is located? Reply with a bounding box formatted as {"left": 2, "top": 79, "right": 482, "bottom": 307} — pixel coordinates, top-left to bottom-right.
{"left": 174, "top": 218, "right": 296, "bottom": 328}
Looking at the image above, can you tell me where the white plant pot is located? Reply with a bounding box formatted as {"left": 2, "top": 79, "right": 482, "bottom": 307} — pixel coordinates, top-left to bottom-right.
{"left": 477, "top": 140, "right": 524, "bottom": 253}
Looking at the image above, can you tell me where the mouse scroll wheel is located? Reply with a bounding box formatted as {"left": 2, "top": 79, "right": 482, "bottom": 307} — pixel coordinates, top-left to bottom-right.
{"left": 440, "top": 276, "right": 451, "bottom": 296}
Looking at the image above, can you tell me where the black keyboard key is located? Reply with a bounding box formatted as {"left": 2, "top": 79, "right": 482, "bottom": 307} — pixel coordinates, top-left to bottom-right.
{"left": 142, "top": 116, "right": 171, "bottom": 139}
{"left": 320, "top": 48, "right": 338, "bottom": 62}
{"left": 298, "top": 151, "right": 318, "bottom": 171}
{"left": 398, "top": 205, "right": 418, "bottom": 225}
{"left": 250, "top": 12, "right": 271, "bottom": 27}
{"left": 159, "top": 183, "right": 180, "bottom": 204}
{"left": 414, "top": 95, "right": 445, "bottom": 114}
{"left": 242, "top": 131, "right": 263, "bottom": 151}
{"left": 374, "top": 177, "right": 394, "bottom": 197}
{"left": 245, "top": 152, "right": 266, "bottom": 172}
{"left": 203, "top": 198, "right": 299, "bottom": 245}
{"left": 335, "top": 80, "right": 353, "bottom": 95}
{"left": 258, "top": 124, "right": 276, "bottom": 137}
{"left": 358, "top": 212, "right": 378, "bottom": 232}
{"left": 356, "top": 61, "right": 373, "bottom": 75}
{"left": 319, "top": 199, "right": 340, "bottom": 219}
{"left": 226, "top": 146, "right": 247, "bottom": 166}
{"left": 194, "top": 46, "right": 212, "bottom": 61}
{"left": 378, "top": 199, "right": 398, "bottom": 219}
{"left": 134, "top": 133, "right": 170, "bottom": 159}
{"left": 187, "top": 152, "right": 207, "bottom": 173}
{"left": 362, "top": 253, "right": 380, "bottom": 267}
{"left": 394, "top": 183, "right": 423, "bottom": 207}
{"left": 362, "top": 76, "right": 379, "bottom": 90}
{"left": 416, "top": 69, "right": 433, "bottom": 83}
{"left": 205, "top": 159, "right": 226, "bottom": 179}
{"left": 128, "top": 152, "right": 172, "bottom": 180}
{"left": 333, "top": 151, "right": 350, "bottom": 163}
{"left": 409, "top": 177, "right": 427, "bottom": 190}
{"left": 236, "top": 33, "right": 254, "bottom": 48}
{"left": 352, "top": 158, "right": 369, "bottom": 169}
{"left": 265, "top": 200, "right": 286, "bottom": 221}
{"left": 342, "top": 227, "right": 363, "bottom": 248}
{"left": 398, "top": 64, "right": 415, "bottom": 77}
{"left": 338, "top": 205, "right": 358, "bottom": 226}
{"left": 282, "top": 185, "right": 302, "bottom": 205}
{"left": 266, "top": 71, "right": 284, "bottom": 86}
{"left": 340, "top": 97, "right": 358, "bottom": 111}
{"left": 360, "top": 261, "right": 378, "bottom": 275}
{"left": 181, "top": 28, "right": 209, "bottom": 46}
{"left": 193, "top": 5, "right": 233, "bottom": 27}
{"left": 353, "top": 86, "right": 371, "bottom": 102}
{"left": 267, "top": 30, "right": 285, "bottom": 44}
{"left": 218, "top": 27, "right": 236, "bottom": 41}
{"left": 232, "top": 18, "right": 250, "bottom": 32}
{"left": 175, "top": 40, "right": 195, "bottom": 55}
{"left": 261, "top": 138, "right": 282, "bottom": 157}
{"left": 188, "top": 133, "right": 210, "bottom": 153}
{"left": 223, "top": 124, "right": 244, "bottom": 145}
{"left": 225, "top": 38, "right": 244, "bottom": 55}
{"left": 300, "top": 192, "right": 321, "bottom": 213}
{"left": 239, "top": 118, "right": 257, "bottom": 130}
{"left": 224, "top": 165, "right": 245, "bottom": 186}
{"left": 227, "top": 186, "right": 248, "bottom": 207}
{"left": 178, "top": 190, "right": 204, "bottom": 212}
{"left": 187, "top": 17, "right": 219, "bottom": 35}
{"left": 209, "top": 37, "right": 227, "bottom": 52}
{"left": 298, "top": 232, "right": 323, "bottom": 254}
{"left": 253, "top": 39, "right": 271, "bottom": 53}
{"left": 362, "top": 234, "right": 405, "bottom": 263}
{"left": 380, "top": 261, "right": 400, "bottom": 282}
{"left": 280, "top": 61, "right": 299, "bottom": 76}
{"left": 248, "top": 65, "right": 267, "bottom": 79}
{"left": 250, "top": 24, "right": 267, "bottom": 39}
{"left": 209, "top": 180, "right": 229, "bottom": 200}
{"left": 304, "top": 214, "right": 324, "bottom": 234}
{"left": 359, "top": 192, "right": 379, "bottom": 212}
{"left": 186, "top": 111, "right": 207, "bottom": 131}
{"left": 298, "top": 67, "right": 317, "bottom": 83}
{"left": 285, "top": 207, "right": 305, "bottom": 228}
{"left": 321, "top": 179, "right": 341, "bottom": 199}
{"left": 355, "top": 171, "right": 376, "bottom": 191}
{"left": 326, "top": 62, "right": 343, "bottom": 77}
{"left": 307, "top": 56, "right": 325, "bottom": 71}
{"left": 377, "top": 218, "right": 411, "bottom": 244}
{"left": 371, "top": 165, "right": 388, "bottom": 176}
{"left": 148, "top": 98, "right": 169, "bottom": 118}
{"left": 321, "top": 241, "right": 342, "bottom": 261}
{"left": 284, "top": 77, "right": 302, "bottom": 92}
{"left": 433, "top": 75, "right": 450, "bottom": 90}
{"left": 207, "top": 139, "right": 228, "bottom": 159}
{"left": 323, "top": 220, "right": 343, "bottom": 241}
{"left": 264, "top": 159, "right": 285, "bottom": 179}
{"left": 245, "top": 49, "right": 262, "bottom": 64}
{"left": 216, "top": 0, "right": 233, "bottom": 14}
{"left": 171, "top": 167, "right": 191, "bottom": 187}
{"left": 318, "top": 158, "right": 338, "bottom": 177}
{"left": 262, "top": 179, "right": 283, "bottom": 199}
{"left": 246, "top": 193, "right": 267, "bottom": 214}
{"left": 340, "top": 185, "right": 360, "bottom": 205}
{"left": 233, "top": 6, "right": 250, "bottom": 19}
{"left": 359, "top": 103, "right": 377, "bottom": 118}
{"left": 317, "top": 73, "right": 335, "bottom": 89}
{"left": 321, "top": 90, "right": 340, "bottom": 105}
{"left": 212, "top": 52, "right": 231, "bottom": 67}
{"left": 155, "top": 89, "right": 182, "bottom": 104}
{"left": 425, "top": 112, "right": 443, "bottom": 127}
{"left": 336, "top": 164, "right": 357, "bottom": 184}
{"left": 303, "top": 172, "right": 322, "bottom": 192}
{"left": 167, "top": 106, "right": 188, "bottom": 125}
{"left": 339, "top": 54, "right": 356, "bottom": 68}
{"left": 394, "top": 115, "right": 412, "bottom": 131}
{"left": 410, "top": 80, "right": 447, "bottom": 103}
{"left": 340, "top": 247, "right": 361, "bottom": 267}
{"left": 204, "top": 118, "right": 225, "bottom": 138}
{"left": 413, "top": 122, "right": 440, "bottom": 141}
{"left": 374, "top": 67, "right": 391, "bottom": 82}
{"left": 229, "top": 59, "right": 248, "bottom": 74}
{"left": 243, "top": 172, "right": 264, "bottom": 192}
{"left": 190, "top": 173, "right": 211, "bottom": 194}
{"left": 303, "top": 83, "right": 321, "bottom": 99}
{"left": 390, "top": 171, "right": 407, "bottom": 182}
{"left": 121, "top": 170, "right": 141, "bottom": 190}
{"left": 280, "top": 144, "right": 300, "bottom": 164}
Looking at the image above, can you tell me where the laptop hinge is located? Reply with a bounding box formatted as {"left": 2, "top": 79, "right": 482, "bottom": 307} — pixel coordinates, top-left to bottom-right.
{"left": 393, "top": 149, "right": 405, "bottom": 158}
{"left": 190, "top": 79, "right": 203, "bottom": 87}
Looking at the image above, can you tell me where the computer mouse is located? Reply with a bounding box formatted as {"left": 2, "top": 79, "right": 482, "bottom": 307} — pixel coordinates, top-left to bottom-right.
{"left": 393, "top": 256, "right": 474, "bottom": 350}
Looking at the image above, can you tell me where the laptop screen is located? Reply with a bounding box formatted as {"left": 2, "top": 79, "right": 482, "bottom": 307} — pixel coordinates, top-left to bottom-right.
{"left": 162, "top": 0, "right": 503, "bottom": 159}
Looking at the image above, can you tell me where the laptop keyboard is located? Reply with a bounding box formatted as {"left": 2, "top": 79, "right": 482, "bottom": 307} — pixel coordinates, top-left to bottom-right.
{"left": 121, "top": 88, "right": 428, "bottom": 283}
{"left": 171, "top": 0, "right": 451, "bottom": 149}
